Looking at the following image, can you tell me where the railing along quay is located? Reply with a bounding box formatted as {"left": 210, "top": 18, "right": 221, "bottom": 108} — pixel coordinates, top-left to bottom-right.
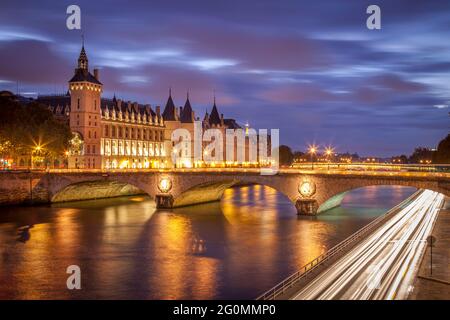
{"left": 255, "top": 190, "right": 422, "bottom": 300}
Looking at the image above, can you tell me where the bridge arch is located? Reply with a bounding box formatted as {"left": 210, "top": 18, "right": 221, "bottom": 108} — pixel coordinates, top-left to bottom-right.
{"left": 51, "top": 179, "right": 148, "bottom": 203}
{"left": 316, "top": 178, "right": 449, "bottom": 214}
{"left": 172, "top": 179, "right": 294, "bottom": 208}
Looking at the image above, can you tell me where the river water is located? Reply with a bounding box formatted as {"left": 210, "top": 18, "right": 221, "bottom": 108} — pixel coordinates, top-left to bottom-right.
{"left": 0, "top": 185, "right": 415, "bottom": 299}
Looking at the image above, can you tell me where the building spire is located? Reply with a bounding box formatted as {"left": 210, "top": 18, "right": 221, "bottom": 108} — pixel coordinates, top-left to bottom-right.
{"left": 77, "top": 35, "right": 88, "bottom": 71}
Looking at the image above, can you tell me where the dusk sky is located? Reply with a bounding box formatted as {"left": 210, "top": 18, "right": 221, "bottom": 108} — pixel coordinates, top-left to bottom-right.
{"left": 0, "top": 0, "right": 449, "bottom": 156}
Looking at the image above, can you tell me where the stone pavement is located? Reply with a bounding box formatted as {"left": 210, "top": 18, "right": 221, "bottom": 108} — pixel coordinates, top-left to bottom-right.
{"left": 409, "top": 198, "right": 450, "bottom": 300}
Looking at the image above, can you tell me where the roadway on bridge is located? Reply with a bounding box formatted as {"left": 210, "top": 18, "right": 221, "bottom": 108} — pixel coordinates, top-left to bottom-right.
{"left": 291, "top": 189, "right": 445, "bottom": 300}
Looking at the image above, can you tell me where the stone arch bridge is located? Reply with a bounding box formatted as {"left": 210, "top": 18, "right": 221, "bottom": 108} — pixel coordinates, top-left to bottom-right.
{"left": 1, "top": 169, "right": 449, "bottom": 215}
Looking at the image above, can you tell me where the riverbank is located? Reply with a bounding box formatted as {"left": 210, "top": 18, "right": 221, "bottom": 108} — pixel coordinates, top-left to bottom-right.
{"left": 408, "top": 198, "right": 450, "bottom": 300}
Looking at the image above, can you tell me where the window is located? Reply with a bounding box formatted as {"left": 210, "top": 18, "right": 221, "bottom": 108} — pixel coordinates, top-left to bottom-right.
{"left": 92, "top": 145, "right": 96, "bottom": 154}
{"left": 105, "top": 125, "right": 109, "bottom": 137}
{"left": 94, "top": 131, "right": 97, "bottom": 138}
{"left": 88, "top": 131, "right": 91, "bottom": 138}
{"left": 77, "top": 98, "right": 80, "bottom": 109}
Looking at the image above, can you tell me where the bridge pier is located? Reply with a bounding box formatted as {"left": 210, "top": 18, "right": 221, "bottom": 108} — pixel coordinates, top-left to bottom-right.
{"left": 295, "top": 198, "right": 319, "bottom": 216}
{"left": 155, "top": 194, "right": 174, "bottom": 209}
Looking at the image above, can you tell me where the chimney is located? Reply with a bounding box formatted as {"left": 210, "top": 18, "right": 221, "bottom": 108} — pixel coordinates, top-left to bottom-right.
{"left": 156, "top": 106, "right": 160, "bottom": 115}
{"left": 94, "top": 68, "right": 99, "bottom": 81}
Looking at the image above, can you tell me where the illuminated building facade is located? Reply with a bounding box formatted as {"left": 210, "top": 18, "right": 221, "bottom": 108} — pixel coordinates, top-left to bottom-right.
{"left": 37, "top": 44, "right": 252, "bottom": 169}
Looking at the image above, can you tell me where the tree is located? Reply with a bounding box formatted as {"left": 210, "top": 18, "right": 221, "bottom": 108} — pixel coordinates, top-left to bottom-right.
{"left": 277, "top": 145, "right": 294, "bottom": 166}
{"left": 391, "top": 154, "right": 408, "bottom": 163}
{"left": 0, "top": 96, "right": 72, "bottom": 165}
{"left": 433, "top": 134, "right": 450, "bottom": 164}
{"left": 408, "top": 147, "right": 435, "bottom": 164}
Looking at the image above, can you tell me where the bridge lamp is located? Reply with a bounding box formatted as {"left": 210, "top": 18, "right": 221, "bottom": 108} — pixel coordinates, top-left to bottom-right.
{"left": 158, "top": 177, "right": 172, "bottom": 193}
{"left": 308, "top": 145, "right": 317, "bottom": 170}
{"left": 325, "top": 147, "right": 334, "bottom": 170}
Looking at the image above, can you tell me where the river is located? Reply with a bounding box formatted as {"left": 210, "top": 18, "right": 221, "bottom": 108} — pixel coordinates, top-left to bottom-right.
{"left": 0, "top": 185, "right": 415, "bottom": 299}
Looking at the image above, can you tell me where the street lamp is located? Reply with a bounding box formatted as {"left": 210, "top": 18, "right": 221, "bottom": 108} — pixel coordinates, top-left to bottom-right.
{"left": 30, "top": 144, "right": 43, "bottom": 170}
{"left": 308, "top": 145, "right": 317, "bottom": 170}
{"left": 325, "top": 147, "right": 334, "bottom": 170}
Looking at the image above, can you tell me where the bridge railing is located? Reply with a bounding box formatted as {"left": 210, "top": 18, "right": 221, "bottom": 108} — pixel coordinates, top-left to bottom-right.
{"left": 255, "top": 190, "right": 422, "bottom": 300}
{"left": 2, "top": 166, "right": 450, "bottom": 178}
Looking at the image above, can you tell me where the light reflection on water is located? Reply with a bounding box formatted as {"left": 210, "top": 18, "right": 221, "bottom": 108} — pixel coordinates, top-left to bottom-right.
{"left": 0, "top": 185, "right": 415, "bottom": 299}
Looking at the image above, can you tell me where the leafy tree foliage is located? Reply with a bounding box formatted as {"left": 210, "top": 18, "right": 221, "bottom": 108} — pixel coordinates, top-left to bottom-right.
{"left": 277, "top": 145, "right": 294, "bottom": 166}
{"left": 0, "top": 96, "right": 72, "bottom": 163}
{"left": 433, "top": 134, "right": 450, "bottom": 164}
{"left": 408, "top": 147, "right": 434, "bottom": 164}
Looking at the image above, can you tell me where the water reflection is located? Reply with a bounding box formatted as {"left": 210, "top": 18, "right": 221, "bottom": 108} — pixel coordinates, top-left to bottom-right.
{"left": 0, "top": 186, "right": 415, "bottom": 299}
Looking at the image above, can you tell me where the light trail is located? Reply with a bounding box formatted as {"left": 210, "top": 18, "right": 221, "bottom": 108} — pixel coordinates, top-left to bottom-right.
{"left": 291, "top": 189, "right": 444, "bottom": 300}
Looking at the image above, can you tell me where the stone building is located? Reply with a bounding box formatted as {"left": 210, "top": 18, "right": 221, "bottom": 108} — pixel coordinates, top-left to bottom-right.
{"left": 35, "top": 44, "right": 255, "bottom": 169}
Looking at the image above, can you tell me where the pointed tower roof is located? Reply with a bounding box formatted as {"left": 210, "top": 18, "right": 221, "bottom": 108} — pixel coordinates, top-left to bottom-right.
{"left": 180, "top": 91, "right": 194, "bottom": 123}
{"left": 209, "top": 96, "right": 221, "bottom": 125}
{"left": 69, "top": 42, "right": 102, "bottom": 84}
{"left": 78, "top": 43, "right": 88, "bottom": 70}
{"left": 162, "top": 90, "right": 177, "bottom": 121}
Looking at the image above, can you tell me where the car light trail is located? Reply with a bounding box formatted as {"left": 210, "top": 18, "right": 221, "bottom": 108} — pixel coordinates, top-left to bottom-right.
{"left": 291, "top": 189, "right": 444, "bottom": 300}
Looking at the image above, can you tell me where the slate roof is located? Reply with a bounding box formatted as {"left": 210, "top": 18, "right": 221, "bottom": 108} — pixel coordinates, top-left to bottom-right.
{"left": 69, "top": 68, "right": 102, "bottom": 85}
{"left": 180, "top": 97, "right": 194, "bottom": 123}
{"left": 209, "top": 102, "right": 221, "bottom": 125}
{"left": 162, "top": 94, "right": 177, "bottom": 121}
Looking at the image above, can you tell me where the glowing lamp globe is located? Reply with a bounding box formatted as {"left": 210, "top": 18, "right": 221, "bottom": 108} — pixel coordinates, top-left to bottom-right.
{"left": 158, "top": 178, "right": 172, "bottom": 193}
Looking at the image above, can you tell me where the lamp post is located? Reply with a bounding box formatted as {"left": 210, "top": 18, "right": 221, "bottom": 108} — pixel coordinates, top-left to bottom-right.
{"left": 30, "top": 145, "right": 42, "bottom": 170}
{"left": 309, "top": 146, "right": 317, "bottom": 170}
{"left": 325, "top": 147, "right": 333, "bottom": 170}
{"left": 64, "top": 150, "right": 69, "bottom": 169}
